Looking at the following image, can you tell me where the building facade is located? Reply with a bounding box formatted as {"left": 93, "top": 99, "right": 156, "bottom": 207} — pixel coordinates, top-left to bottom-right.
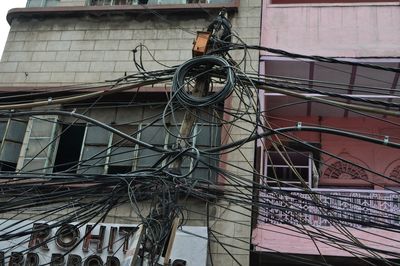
{"left": 253, "top": 0, "right": 400, "bottom": 265}
{"left": 0, "top": 1, "right": 261, "bottom": 265}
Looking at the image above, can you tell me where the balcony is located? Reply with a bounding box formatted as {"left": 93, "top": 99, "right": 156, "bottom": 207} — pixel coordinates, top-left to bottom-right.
{"left": 258, "top": 188, "right": 400, "bottom": 228}
{"left": 253, "top": 188, "right": 400, "bottom": 259}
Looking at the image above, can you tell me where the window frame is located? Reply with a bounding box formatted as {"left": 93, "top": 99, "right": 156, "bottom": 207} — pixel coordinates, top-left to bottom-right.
{"left": 17, "top": 115, "right": 59, "bottom": 174}
{"left": 26, "top": 0, "right": 60, "bottom": 7}
{"left": 0, "top": 118, "right": 28, "bottom": 172}
{"left": 75, "top": 121, "right": 221, "bottom": 180}
{"left": 264, "top": 151, "right": 315, "bottom": 188}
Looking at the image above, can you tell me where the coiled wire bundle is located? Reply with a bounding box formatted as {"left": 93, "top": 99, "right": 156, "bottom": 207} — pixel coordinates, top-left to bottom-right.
{"left": 172, "top": 55, "right": 235, "bottom": 107}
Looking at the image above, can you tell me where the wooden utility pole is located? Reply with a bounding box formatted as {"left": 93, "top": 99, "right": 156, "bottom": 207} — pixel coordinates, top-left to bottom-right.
{"left": 161, "top": 32, "right": 212, "bottom": 266}
{"left": 170, "top": 77, "right": 210, "bottom": 172}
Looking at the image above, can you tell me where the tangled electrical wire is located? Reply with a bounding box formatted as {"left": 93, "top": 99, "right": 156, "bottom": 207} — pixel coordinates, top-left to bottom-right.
{"left": 1, "top": 12, "right": 400, "bottom": 266}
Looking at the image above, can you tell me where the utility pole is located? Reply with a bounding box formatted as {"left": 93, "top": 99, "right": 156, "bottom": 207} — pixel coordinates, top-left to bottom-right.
{"left": 140, "top": 11, "right": 231, "bottom": 266}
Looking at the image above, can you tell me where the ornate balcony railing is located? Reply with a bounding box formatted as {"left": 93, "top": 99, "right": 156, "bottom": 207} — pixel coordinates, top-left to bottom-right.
{"left": 258, "top": 188, "right": 400, "bottom": 228}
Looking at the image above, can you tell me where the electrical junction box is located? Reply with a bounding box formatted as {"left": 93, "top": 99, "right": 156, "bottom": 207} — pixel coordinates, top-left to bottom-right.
{"left": 192, "top": 31, "right": 211, "bottom": 57}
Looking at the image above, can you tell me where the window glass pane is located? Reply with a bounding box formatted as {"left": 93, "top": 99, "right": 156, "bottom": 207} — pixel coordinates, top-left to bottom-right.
{"left": 6, "top": 120, "right": 27, "bottom": 142}
{"left": 27, "top": 0, "right": 44, "bottom": 7}
{"left": 196, "top": 124, "right": 221, "bottom": 148}
{"left": 112, "top": 125, "right": 138, "bottom": 147}
{"left": 22, "top": 158, "right": 47, "bottom": 173}
{"left": 109, "top": 147, "right": 135, "bottom": 166}
{"left": 45, "top": 0, "right": 60, "bottom": 7}
{"left": 193, "top": 154, "right": 218, "bottom": 180}
{"left": 137, "top": 125, "right": 166, "bottom": 168}
{"left": 114, "top": 0, "right": 133, "bottom": 4}
{"left": 30, "top": 119, "right": 54, "bottom": 137}
{"left": 90, "top": 0, "right": 112, "bottom": 5}
{"left": 85, "top": 126, "right": 111, "bottom": 145}
{"left": 158, "top": 0, "right": 187, "bottom": 4}
{"left": 79, "top": 146, "right": 107, "bottom": 174}
{"left": 0, "top": 121, "right": 7, "bottom": 140}
{"left": 0, "top": 142, "right": 22, "bottom": 163}
{"left": 24, "top": 139, "right": 52, "bottom": 158}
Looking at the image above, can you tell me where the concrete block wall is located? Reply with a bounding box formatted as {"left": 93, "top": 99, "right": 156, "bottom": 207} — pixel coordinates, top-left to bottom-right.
{"left": 0, "top": 0, "right": 261, "bottom": 265}
{"left": 1, "top": 4, "right": 260, "bottom": 86}
{"left": 1, "top": 15, "right": 210, "bottom": 86}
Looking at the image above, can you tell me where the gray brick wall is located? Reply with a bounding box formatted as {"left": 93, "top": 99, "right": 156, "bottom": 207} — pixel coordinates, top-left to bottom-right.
{"left": 1, "top": 3, "right": 260, "bottom": 86}
{"left": 0, "top": 1, "right": 261, "bottom": 265}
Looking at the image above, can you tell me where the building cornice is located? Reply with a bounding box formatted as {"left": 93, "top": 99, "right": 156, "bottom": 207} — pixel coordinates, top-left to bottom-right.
{"left": 7, "top": 2, "right": 239, "bottom": 25}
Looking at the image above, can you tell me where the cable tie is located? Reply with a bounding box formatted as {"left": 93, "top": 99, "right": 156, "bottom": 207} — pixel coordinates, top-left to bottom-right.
{"left": 296, "top": 122, "right": 302, "bottom": 130}
{"left": 384, "top": 136, "right": 389, "bottom": 145}
{"left": 47, "top": 97, "right": 52, "bottom": 105}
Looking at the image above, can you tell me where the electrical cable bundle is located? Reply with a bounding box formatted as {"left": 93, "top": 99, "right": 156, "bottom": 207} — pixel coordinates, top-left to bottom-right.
{"left": 171, "top": 55, "right": 235, "bottom": 107}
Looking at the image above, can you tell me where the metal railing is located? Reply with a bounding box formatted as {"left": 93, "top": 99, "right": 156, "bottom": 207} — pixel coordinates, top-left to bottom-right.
{"left": 258, "top": 188, "right": 400, "bottom": 228}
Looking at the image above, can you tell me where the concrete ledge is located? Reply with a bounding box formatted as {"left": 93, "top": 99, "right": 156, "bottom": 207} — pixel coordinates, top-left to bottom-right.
{"left": 7, "top": 1, "right": 239, "bottom": 25}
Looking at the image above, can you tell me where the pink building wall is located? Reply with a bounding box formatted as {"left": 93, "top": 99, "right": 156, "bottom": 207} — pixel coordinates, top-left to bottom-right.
{"left": 258, "top": 0, "right": 400, "bottom": 258}
{"left": 261, "top": 1, "right": 400, "bottom": 57}
{"left": 253, "top": 224, "right": 400, "bottom": 257}
{"left": 267, "top": 115, "right": 400, "bottom": 188}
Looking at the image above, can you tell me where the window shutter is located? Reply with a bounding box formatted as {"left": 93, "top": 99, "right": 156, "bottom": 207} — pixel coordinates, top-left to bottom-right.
{"left": 78, "top": 125, "right": 112, "bottom": 175}
{"left": 107, "top": 125, "right": 138, "bottom": 174}
{"left": 0, "top": 119, "right": 28, "bottom": 164}
{"left": 18, "top": 116, "right": 59, "bottom": 174}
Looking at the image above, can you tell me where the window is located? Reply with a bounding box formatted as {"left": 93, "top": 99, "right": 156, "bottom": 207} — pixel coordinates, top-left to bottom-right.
{"left": 15, "top": 106, "right": 221, "bottom": 179}
{"left": 75, "top": 122, "right": 220, "bottom": 180}
{"left": 0, "top": 119, "right": 27, "bottom": 172}
{"left": 78, "top": 125, "right": 112, "bottom": 175}
{"left": 107, "top": 125, "right": 138, "bottom": 174}
{"left": 264, "top": 151, "right": 317, "bottom": 188}
{"left": 89, "top": 0, "right": 134, "bottom": 5}
{"left": 17, "top": 116, "right": 59, "bottom": 174}
{"left": 27, "top": 0, "right": 60, "bottom": 7}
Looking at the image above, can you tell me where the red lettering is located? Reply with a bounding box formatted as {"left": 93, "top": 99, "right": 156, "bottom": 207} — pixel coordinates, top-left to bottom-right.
{"left": 50, "top": 254, "right": 64, "bottom": 266}
{"left": 82, "top": 225, "right": 105, "bottom": 253}
{"left": 66, "top": 255, "right": 82, "bottom": 266}
{"left": 8, "top": 252, "right": 23, "bottom": 266}
{"left": 118, "top": 227, "right": 138, "bottom": 253}
{"left": 25, "top": 253, "right": 39, "bottom": 266}
{"left": 28, "top": 223, "right": 50, "bottom": 251}
{"left": 83, "top": 255, "right": 102, "bottom": 266}
{"left": 107, "top": 227, "right": 118, "bottom": 253}
{"left": 55, "top": 224, "right": 80, "bottom": 250}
